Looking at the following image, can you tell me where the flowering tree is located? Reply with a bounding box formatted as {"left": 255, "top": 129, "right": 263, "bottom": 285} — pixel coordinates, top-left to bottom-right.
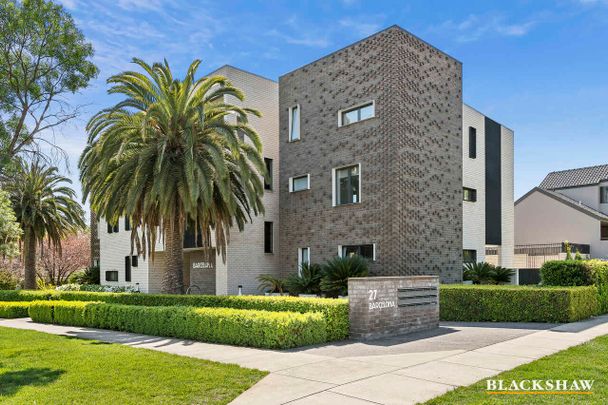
{"left": 37, "top": 231, "right": 90, "bottom": 285}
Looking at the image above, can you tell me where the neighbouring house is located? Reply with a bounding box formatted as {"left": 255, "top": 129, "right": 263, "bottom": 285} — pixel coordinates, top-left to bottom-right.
{"left": 95, "top": 25, "right": 515, "bottom": 293}
{"left": 515, "top": 164, "right": 608, "bottom": 277}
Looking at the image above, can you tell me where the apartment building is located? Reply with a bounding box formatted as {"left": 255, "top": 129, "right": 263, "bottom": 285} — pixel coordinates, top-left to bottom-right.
{"left": 96, "top": 25, "right": 515, "bottom": 292}
{"left": 97, "top": 66, "right": 279, "bottom": 294}
{"left": 516, "top": 164, "right": 608, "bottom": 264}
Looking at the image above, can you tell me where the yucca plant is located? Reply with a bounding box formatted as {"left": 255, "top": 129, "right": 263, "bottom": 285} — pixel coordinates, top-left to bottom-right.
{"left": 320, "top": 255, "right": 369, "bottom": 297}
{"left": 286, "top": 262, "right": 323, "bottom": 295}
{"left": 490, "top": 266, "right": 514, "bottom": 285}
{"left": 463, "top": 261, "right": 494, "bottom": 284}
{"left": 256, "top": 274, "right": 286, "bottom": 294}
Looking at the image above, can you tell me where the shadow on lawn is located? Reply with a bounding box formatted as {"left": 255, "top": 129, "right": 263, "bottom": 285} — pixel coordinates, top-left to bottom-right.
{"left": 0, "top": 368, "right": 64, "bottom": 396}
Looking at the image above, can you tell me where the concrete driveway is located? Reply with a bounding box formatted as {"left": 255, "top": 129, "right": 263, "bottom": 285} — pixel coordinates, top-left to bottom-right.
{"left": 1, "top": 316, "right": 607, "bottom": 404}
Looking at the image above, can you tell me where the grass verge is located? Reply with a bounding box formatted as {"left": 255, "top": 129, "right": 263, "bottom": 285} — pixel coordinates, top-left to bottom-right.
{"left": 0, "top": 326, "right": 267, "bottom": 404}
{"left": 425, "top": 334, "right": 608, "bottom": 404}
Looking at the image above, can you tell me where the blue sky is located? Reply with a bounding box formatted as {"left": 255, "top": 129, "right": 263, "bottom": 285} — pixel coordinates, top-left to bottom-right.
{"left": 53, "top": 0, "right": 608, "bottom": 210}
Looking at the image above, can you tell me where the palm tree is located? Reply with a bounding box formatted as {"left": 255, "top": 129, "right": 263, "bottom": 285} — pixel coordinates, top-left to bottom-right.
{"left": 79, "top": 59, "right": 266, "bottom": 294}
{"left": 6, "top": 160, "right": 85, "bottom": 289}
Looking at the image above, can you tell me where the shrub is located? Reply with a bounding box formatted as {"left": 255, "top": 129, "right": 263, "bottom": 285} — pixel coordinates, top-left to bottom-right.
{"left": 321, "top": 255, "right": 369, "bottom": 297}
{"left": 286, "top": 263, "right": 323, "bottom": 295}
{"left": 540, "top": 260, "right": 594, "bottom": 286}
{"left": 256, "top": 274, "right": 286, "bottom": 294}
{"left": 463, "top": 262, "right": 514, "bottom": 285}
{"left": 0, "top": 290, "right": 349, "bottom": 340}
{"left": 440, "top": 285, "right": 598, "bottom": 323}
{"left": 0, "top": 302, "right": 30, "bottom": 318}
{"left": 28, "top": 301, "right": 327, "bottom": 349}
{"left": 70, "top": 266, "right": 100, "bottom": 285}
{"left": 0, "top": 270, "right": 18, "bottom": 290}
{"left": 55, "top": 284, "right": 138, "bottom": 293}
{"left": 588, "top": 259, "right": 608, "bottom": 313}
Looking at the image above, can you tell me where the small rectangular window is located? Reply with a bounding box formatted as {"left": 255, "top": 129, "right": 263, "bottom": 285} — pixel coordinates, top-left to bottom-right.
{"left": 298, "top": 247, "right": 310, "bottom": 274}
{"left": 264, "top": 158, "right": 273, "bottom": 190}
{"left": 463, "top": 187, "right": 477, "bottom": 202}
{"left": 340, "top": 102, "right": 374, "bottom": 126}
{"left": 125, "top": 256, "right": 132, "bottom": 282}
{"left": 124, "top": 217, "right": 131, "bottom": 231}
{"left": 601, "top": 223, "right": 608, "bottom": 240}
{"left": 105, "top": 271, "right": 118, "bottom": 282}
{"left": 131, "top": 255, "right": 138, "bottom": 267}
{"left": 289, "top": 105, "right": 300, "bottom": 141}
{"left": 341, "top": 244, "right": 375, "bottom": 260}
{"left": 290, "top": 174, "right": 310, "bottom": 192}
{"left": 264, "top": 222, "right": 273, "bottom": 253}
{"left": 463, "top": 249, "right": 477, "bottom": 263}
{"left": 469, "top": 127, "right": 477, "bottom": 159}
{"left": 335, "top": 165, "right": 360, "bottom": 205}
{"left": 107, "top": 222, "right": 119, "bottom": 233}
{"left": 600, "top": 187, "right": 608, "bottom": 204}
{"left": 107, "top": 222, "right": 113, "bottom": 233}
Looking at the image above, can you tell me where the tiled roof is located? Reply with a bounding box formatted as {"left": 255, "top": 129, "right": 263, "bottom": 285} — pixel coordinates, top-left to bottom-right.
{"left": 539, "top": 164, "right": 608, "bottom": 189}
{"left": 516, "top": 187, "right": 608, "bottom": 221}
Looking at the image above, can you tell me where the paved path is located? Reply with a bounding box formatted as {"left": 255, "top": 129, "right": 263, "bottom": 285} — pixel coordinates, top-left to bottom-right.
{"left": 2, "top": 316, "right": 608, "bottom": 404}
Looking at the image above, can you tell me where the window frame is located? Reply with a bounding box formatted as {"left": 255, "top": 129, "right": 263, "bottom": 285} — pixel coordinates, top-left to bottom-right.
{"left": 131, "top": 255, "right": 138, "bottom": 268}
{"left": 264, "top": 221, "right": 274, "bottom": 254}
{"left": 332, "top": 163, "right": 362, "bottom": 206}
{"left": 297, "top": 247, "right": 310, "bottom": 275}
{"left": 338, "top": 243, "right": 376, "bottom": 261}
{"left": 289, "top": 174, "right": 310, "bottom": 192}
{"left": 338, "top": 100, "right": 375, "bottom": 127}
{"left": 105, "top": 271, "right": 118, "bottom": 282}
{"left": 124, "top": 217, "right": 131, "bottom": 231}
{"left": 264, "top": 158, "right": 273, "bottom": 191}
{"left": 107, "top": 221, "right": 119, "bottom": 234}
{"left": 463, "top": 187, "right": 477, "bottom": 202}
{"left": 468, "top": 127, "right": 477, "bottom": 159}
{"left": 600, "top": 186, "right": 608, "bottom": 204}
{"left": 602, "top": 223, "right": 608, "bottom": 241}
{"left": 288, "top": 104, "right": 301, "bottom": 142}
{"left": 125, "top": 256, "right": 132, "bottom": 282}
{"left": 463, "top": 249, "right": 477, "bottom": 263}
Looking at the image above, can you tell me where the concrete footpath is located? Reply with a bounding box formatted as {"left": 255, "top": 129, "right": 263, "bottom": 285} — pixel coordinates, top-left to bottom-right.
{"left": 1, "top": 316, "right": 608, "bottom": 405}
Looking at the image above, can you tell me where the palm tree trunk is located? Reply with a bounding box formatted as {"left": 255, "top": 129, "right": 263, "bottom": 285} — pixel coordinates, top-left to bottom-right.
{"left": 162, "top": 220, "right": 184, "bottom": 294}
{"left": 23, "top": 228, "right": 37, "bottom": 290}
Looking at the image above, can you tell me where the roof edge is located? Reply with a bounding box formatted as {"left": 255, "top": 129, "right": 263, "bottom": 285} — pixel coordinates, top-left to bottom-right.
{"left": 206, "top": 64, "right": 277, "bottom": 83}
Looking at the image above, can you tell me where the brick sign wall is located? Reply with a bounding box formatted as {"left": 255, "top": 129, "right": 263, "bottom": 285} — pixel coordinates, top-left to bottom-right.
{"left": 348, "top": 276, "right": 439, "bottom": 340}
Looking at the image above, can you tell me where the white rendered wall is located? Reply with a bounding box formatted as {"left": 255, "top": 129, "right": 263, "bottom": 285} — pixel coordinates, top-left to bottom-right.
{"left": 500, "top": 126, "right": 515, "bottom": 268}
{"left": 462, "top": 104, "right": 486, "bottom": 263}
{"left": 557, "top": 181, "right": 608, "bottom": 215}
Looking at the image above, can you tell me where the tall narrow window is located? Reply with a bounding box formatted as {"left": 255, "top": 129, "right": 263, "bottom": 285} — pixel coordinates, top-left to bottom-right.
{"left": 463, "top": 187, "right": 477, "bottom": 202}
{"left": 600, "top": 187, "right": 608, "bottom": 204}
{"left": 334, "top": 165, "right": 360, "bottom": 205}
{"left": 124, "top": 217, "right": 131, "bottom": 231}
{"left": 298, "top": 247, "right": 310, "bottom": 274}
{"left": 264, "top": 158, "right": 273, "bottom": 190}
{"left": 264, "top": 222, "right": 273, "bottom": 253}
{"left": 131, "top": 255, "right": 138, "bottom": 267}
{"left": 125, "top": 256, "right": 132, "bottom": 282}
{"left": 602, "top": 223, "right": 608, "bottom": 241}
{"left": 469, "top": 127, "right": 477, "bottom": 159}
{"left": 289, "top": 105, "right": 300, "bottom": 141}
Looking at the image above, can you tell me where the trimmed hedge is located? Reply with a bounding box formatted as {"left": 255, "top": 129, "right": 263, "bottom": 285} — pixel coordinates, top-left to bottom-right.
{"left": 0, "top": 302, "right": 30, "bottom": 318}
{"left": 440, "top": 285, "right": 598, "bottom": 323}
{"left": 540, "top": 260, "right": 594, "bottom": 286}
{"left": 28, "top": 301, "right": 327, "bottom": 349}
{"left": 1, "top": 290, "right": 348, "bottom": 341}
{"left": 588, "top": 259, "right": 608, "bottom": 313}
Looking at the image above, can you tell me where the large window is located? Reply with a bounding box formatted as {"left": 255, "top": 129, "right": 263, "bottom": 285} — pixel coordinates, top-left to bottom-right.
{"left": 601, "top": 187, "right": 608, "bottom": 204}
{"left": 340, "top": 244, "right": 375, "bottom": 260}
{"left": 105, "top": 271, "right": 118, "bottom": 282}
{"left": 264, "top": 222, "right": 274, "bottom": 253}
{"left": 124, "top": 256, "right": 132, "bottom": 282}
{"left": 339, "top": 102, "right": 374, "bottom": 126}
{"left": 468, "top": 127, "right": 477, "bottom": 159}
{"left": 264, "top": 158, "right": 273, "bottom": 190}
{"left": 463, "top": 187, "right": 477, "bottom": 202}
{"left": 602, "top": 223, "right": 608, "bottom": 241}
{"left": 334, "top": 164, "right": 360, "bottom": 205}
{"left": 463, "top": 249, "right": 477, "bottom": 263}
{"left": 298, "top": 247, "right": 310, "bottom": 274}
{"left": 289, "top": 105, "right": 300, "bottom": 141}
{"left": 289, "top": 174, "right": 310, "bottom": 192}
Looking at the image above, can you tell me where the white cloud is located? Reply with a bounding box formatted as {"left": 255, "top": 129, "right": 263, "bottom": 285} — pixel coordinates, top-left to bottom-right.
{"left": 432, "top": 14, "right": 538, "bottom": 43}
{"left": 57, "top": 0, "right": 77, "bottom": 10}
{"left": 266, "top": 29, "right": 330, "bottom": 48}
{"left": 338, "top": 17, "right": 384, "bottom": 37}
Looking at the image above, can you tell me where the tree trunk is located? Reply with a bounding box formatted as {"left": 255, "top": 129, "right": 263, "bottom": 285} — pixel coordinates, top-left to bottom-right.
{"left": 161, "top": 220, "right": 184, "bottom": 294}
{"left": 23, "top": 229, "right": 37, "bottom": 290}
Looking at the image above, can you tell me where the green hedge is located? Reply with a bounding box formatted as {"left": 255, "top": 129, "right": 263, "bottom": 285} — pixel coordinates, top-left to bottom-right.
{"left": 540, "top": 260, "right": 594, "bottom": 286}
{"left": 28, "top": 301, "right": 327, "bottom": 349}
{"left": 1, "top": 290, "right": 348, "bottom": 341}
{"left": 0, "top": 301, "right": 30, "bottom": 318}
{"left": 440, "top": 285, "right": 598, "bottom": 323}
{"left": 588, "top": 259, "right": 608, "bottom": 313}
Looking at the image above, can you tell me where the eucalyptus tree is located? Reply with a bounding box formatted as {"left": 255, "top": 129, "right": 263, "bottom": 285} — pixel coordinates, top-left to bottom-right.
{"left": 80, "top": 59, "right": 266, "bottom": 294}
{"left": 6, "top": 160, "right": 85, "bottom": 289}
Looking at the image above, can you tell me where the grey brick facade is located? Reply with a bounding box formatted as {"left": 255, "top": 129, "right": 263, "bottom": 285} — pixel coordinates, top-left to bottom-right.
{"left": 279, "top": 26, "right": 463, "bottom": 282}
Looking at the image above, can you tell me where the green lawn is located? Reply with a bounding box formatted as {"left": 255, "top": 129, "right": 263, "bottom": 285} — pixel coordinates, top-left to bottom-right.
{"left": 0, "top": 327, "right": 267, "bottom": 404}
{"left": 426, "top": 334, "right": 608, "bottom": 404}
